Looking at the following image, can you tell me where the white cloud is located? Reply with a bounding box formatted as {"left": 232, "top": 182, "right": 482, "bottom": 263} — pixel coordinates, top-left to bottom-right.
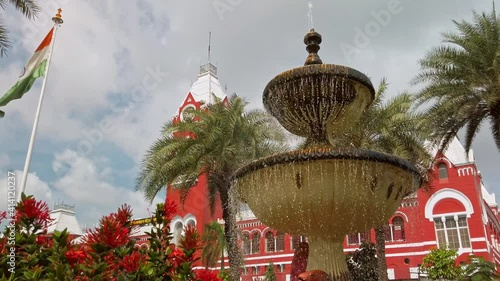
{"left": 52, "top": 150, "right": 163, "bottom": 224}
{"left": 0, "top": 171, "right": 53, "bottom": 212}
{"left": 0, "top": 154, "right": 9, "bottom": 169}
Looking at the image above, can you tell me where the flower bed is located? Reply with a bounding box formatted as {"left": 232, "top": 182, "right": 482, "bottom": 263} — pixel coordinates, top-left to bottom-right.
{"left": 0, "top": 194, "right": 224, "bottom": 281}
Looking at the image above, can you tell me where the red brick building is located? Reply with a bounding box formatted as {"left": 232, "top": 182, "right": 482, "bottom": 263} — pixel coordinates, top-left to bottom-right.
{"left": 131, "top": 63, "right": 500, "bottom": 281}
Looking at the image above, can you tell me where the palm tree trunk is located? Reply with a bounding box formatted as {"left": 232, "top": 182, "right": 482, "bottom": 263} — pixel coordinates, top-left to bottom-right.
{"left": 375, "top": 225, "right": 388, "bottom": 281}
{"left": 220, "top": 187, "right": 243, "bottom": 281}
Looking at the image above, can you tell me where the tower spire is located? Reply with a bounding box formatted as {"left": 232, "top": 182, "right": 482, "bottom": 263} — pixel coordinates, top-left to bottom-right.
{"left": 208, "top": 31, "right": 212, "bottom": 104}
{"left": 208, "top": 31, "right": 212, "bottom": 65}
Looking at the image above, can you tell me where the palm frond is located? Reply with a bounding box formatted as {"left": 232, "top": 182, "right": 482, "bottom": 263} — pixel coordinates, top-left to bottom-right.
{"left": 414, "top": 5, "right": 500, "bottom": 153}
{"left": 7, "top": 0, "right": 40, "bottom": 19}
{"left": 0, "top": 16, "right": 10, "bottom": 57}
{"left": 137, "top": 94, "right": 288, "bottom": 205}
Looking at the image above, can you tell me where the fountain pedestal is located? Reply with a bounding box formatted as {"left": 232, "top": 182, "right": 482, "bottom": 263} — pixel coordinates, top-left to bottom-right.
{"left": 307, "top": 238, "right": 348, "bottom": 281}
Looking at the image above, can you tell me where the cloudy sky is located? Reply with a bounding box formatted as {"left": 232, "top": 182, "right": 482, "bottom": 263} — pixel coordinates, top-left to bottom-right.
{"left": 0, "top": 0, "right": 498, "bottom": 229}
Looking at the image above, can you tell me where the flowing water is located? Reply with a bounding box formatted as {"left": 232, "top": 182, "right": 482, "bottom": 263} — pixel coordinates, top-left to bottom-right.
{"left": 308, "top": 1, "right": 314, "bottom": 30}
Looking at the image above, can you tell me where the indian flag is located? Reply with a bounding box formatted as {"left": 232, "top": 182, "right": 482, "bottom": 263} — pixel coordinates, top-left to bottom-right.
{"left": 0, "top": 28, "right": 54, "bottom": 118}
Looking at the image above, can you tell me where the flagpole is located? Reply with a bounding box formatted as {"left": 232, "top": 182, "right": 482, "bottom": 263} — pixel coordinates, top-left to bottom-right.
{"left": 17, "top": 9, "right": 64, "bottom": 202}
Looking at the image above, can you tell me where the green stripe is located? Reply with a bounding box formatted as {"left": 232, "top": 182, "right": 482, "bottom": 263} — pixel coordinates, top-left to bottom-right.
{"left": 0, "top": 59, "right": 48, "bottom": 118}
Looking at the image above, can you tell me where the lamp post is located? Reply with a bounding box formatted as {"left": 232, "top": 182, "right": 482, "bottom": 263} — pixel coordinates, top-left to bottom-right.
{"left": 417, "top": 264, "right": 421, "bottom": 280}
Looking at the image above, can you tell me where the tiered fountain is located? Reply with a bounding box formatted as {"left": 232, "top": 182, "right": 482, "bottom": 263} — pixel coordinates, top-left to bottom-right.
{"left": 234, "top": 29, "right": 423, "bottom": 280}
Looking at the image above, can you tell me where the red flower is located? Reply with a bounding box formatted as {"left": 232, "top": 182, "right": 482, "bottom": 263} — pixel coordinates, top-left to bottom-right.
{"left": 196, "top": 269, "right": 222, "bottom": 281}
{"left": 119, "top": 251, "right": 145, "bottom": 273}
{"left": 170, "top": 248, "right": 186, "bottom": 267}
{"left": 35, "top": 234, "right": 53, "bottom": 248}
{"left": 65, "top": 249, "right": 89, "bottom": 265}
{"left": 163, "top": 200, "right": 177, "bottom": 220}
{"left": 83, "top": 205, "right": 134, "bottom": 249}
{"left": 15, "top": 196, "right": 53, "bottom": 228}
{"left": 180, "top": 224, "right": 201, "bottom": 250}
{"left": 115, "top": 204, "right": 133, "bottom": 225}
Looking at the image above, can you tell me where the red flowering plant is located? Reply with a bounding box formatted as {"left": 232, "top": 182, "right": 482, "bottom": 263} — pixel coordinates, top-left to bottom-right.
{"left": 0, "top": 193, "right": 55, "bottom": 279}
{"left": 195, "top": 269, "right": 223, "bottom": 281}
{"left": 79, "top": 204, "right": 141, "bottom": 280}
{"left": 140, "top": 199, "right": 178, "bottom": 279}
{"left": 0, "top": 195, "right": 206, "bottom": 280}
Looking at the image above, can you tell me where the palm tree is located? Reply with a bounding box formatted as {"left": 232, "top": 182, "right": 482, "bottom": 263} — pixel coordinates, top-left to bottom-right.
{"left": 413, "top": 5, "right": 500, "bottom": 154}
{"left": 464, "top": 255, "right": 500, "bottom": 281}
{"left": 202, "top": 221, "right": 227, "bottom": 270}
{"left": 0, "top": 0, "right": 40, "bottom": 57}
{"left": 335, "top": 78, "right": 433, "bottom": 280}
{"left": 136, "top": 94, "right": 287, "bottom": 281}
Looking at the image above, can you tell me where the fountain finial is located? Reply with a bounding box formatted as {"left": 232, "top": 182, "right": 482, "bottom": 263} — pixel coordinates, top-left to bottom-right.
{"left": 304, "top": 29, "right": 322, "bottom": 65}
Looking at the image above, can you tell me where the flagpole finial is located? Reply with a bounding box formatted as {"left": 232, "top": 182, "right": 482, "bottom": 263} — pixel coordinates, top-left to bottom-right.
{"left": 52, "top": 8, "right": 63, "bottom": 25}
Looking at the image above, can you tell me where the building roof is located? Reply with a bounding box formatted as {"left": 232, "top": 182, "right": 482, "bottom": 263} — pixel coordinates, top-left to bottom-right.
{"left": 482, "top": 182, "right": 497, "bottom": 208}
{"left": 428, "top": 137, "right": 474, "bottom": 166}
{"left": 47, "top": 203, "right": 83, "bottom": 236}
{"left": 176, "top": 63, "right": 226, "bottom": 115}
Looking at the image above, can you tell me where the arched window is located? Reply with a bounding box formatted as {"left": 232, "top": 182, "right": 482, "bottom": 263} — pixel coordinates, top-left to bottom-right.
{"left": 346, "top": 231, "right": 371, "bottom": 245}
{"left": 291, "top": 235, "right": 307, "bottom": 250}
{"left": 276, "top": 232, "right": 285, "bottom": 251}
{"left": 383, "top": 224, "right": 392, "bottom": 241}
{"left": 392, "top": 216, "right": 405, "bottom": 241}
{"left": 434, "top": 215, "right": 471, "bottom": 250}
{"left": 173, "top": 222, "right": 183, "bottom": 246}
{"left": 266, "top": 232, "right": 275, "bottom": 252}
{"left": 438, "top": 163, "right": 448, "bottom": 179}
{"left": 242, "top": 234, "right": 251, "bottom": 255}
{"left": 252, "top": 266, "right": 259, "bottom": 275}
{"left": 251, "top": 233, "right": 260, "bottom": 254}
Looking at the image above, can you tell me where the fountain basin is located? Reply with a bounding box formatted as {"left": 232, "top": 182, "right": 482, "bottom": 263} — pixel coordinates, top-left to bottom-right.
{"left": 263, "top": 64, "right": 375, "bottom": 144}
{"left": 234, "top": 147, "right": 421, "bottom": 240}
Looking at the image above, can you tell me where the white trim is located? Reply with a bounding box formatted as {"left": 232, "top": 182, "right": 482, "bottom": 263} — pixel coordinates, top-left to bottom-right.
{"left": 250, "top": 228, "right": 263, "bottom": 236}
{"left": 386, "top": 250, "right": 431, "bottom": 257}
{"left": 425, "top": 188, "right": 474, "bottom": 221}
{"left": 170, "top": 218, "right": 184, "bottom": 230}
{"left": 394, "top": 211, "right": 409, "bottom": 222}
{"left": 457, "top": 167, "right": 475, "bottom": 177}
{"left": 244, "top": 261, "right": 293, "bottom": 267}
{"left": 481, "top": 200, "right": 489, "bottom": 224}
{"left": 192, "top": 261, "right": 293, "bottom": 271}
{"left": 345, "top": 248, "right": 489, "bottom": 258}
{"left": 261, "top": 227, "right": 272, "bottom": 237}
{"left": 182, "top": 213, "right": 197, "bottom": 226}
{"left": 179, "top": 104, "right": 196, "bottom": 121}
{"left": 239, "top": 253, "right": 294, "bottom": 261}
{"left": 470, "top": 237, "right": 487, "bottom": 242}
{"left": 436, "top": 157, "right": 453, "bottom": 168}
{"left": 470, "top": 248, "right": 488, "bottom": 253}
{"left": 385, "top": 241, "right": 437, "bottom": 249}
{"left": 171, "top": 215, "right": 182, "bottom": 223}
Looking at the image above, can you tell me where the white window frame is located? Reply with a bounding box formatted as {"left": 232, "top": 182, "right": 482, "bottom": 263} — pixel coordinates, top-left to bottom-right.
{"left": 433, "top": 213, "right": 472, "bottom": 250}
{"left": 290, "top": 235, "right": 307, "bottom": 250}
{"left": 346, "top": 231, "right": 371, "bottom": 246}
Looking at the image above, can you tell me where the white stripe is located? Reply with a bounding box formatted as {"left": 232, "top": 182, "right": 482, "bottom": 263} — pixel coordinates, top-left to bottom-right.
{"left": 19, "top": 45, "right": 51, "bottom": 80}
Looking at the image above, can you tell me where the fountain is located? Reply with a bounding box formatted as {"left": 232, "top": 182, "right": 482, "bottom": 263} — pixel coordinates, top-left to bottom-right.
{"left": 233, "top": 28, "right": 423, "bottom": 280}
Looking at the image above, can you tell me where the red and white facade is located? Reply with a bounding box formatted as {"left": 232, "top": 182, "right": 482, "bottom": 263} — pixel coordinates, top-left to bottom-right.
{"left": 132, "top": 64, "right": 500, "bottom": 281}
